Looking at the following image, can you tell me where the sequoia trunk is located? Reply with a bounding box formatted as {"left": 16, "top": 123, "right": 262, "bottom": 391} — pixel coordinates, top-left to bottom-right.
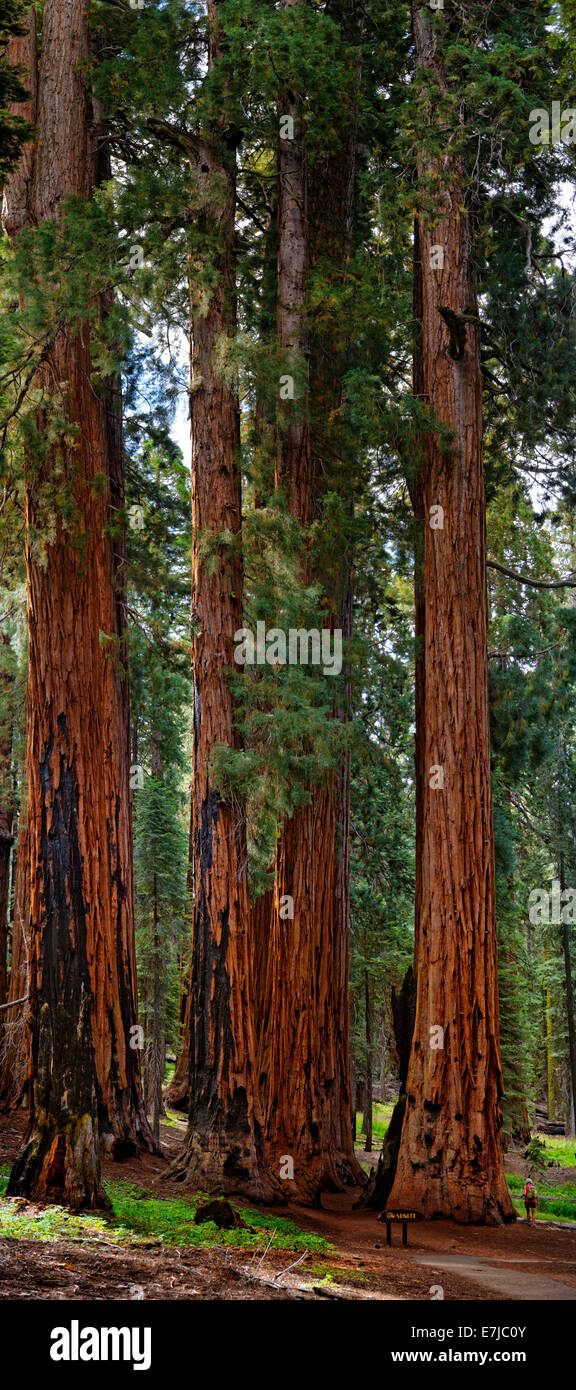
{"left": 4, "top": 1, "right": 151, "bottom": 1209}
{"left": 165, "top": 806, "right": 193, "bottom": 1110}
{"left": 385, "top": 4, "right": 513, "bottom": 1223}
{"left": 171, "top": 2, "right": 280, "bottom": 1201}
{"left": 362, "top": 221, "right": 427, "bottom": 1206}
{"left": 259, "top": 1, "right": 361, "bottom": 1198}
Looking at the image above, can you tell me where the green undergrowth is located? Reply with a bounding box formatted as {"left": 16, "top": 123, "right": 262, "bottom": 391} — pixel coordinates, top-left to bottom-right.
{"left": 532, "top": 1136, "right": 576, "bottom": 1167}
{"left": 106, "top": 1183, "right": 332, "bottom": 1253}
{"left": 0, "top": 1173, "right": 332, "bottom": 1256}
{"left": 160, "top": 1108, "right": 187, "bottom": 1130}
{"left": 507, "top": 1173, "right": 576, "bottom": 1222}
{"left": 356, "top": 1100, "right": 394, "bottom": 1148}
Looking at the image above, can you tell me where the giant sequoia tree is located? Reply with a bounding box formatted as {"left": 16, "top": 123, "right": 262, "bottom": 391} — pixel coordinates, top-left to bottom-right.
{"left": 2, "top": 0, "right": 575, "bottom": 1231}
{"left": 258, "top": 0, "right": 360, "bottom": 1201}
{"left": 125, "top": 0, "right": 365, "bottom": 1201}
{"left": 3, "top": 0, "right": 150, "bottom": 1209}
{"left": 384, "top": 3, "right": 517, "bottom": 1223}
{"left": 167, "top": 0, "right": 281, "bottom": 1202}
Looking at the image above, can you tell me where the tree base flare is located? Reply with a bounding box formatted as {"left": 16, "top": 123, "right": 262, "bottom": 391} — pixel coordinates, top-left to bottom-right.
{"left": 169, "top": 1130, "right": 287, "bottom": 1205}
{"left": 7, "top": 1114, "right": 111, "bottom": 1212}
{"left": 261, "top": 1144, "right": 367, "bottom": 1207}
{"left": 385, "top": 1170, "right": 516, "bottom": 1226}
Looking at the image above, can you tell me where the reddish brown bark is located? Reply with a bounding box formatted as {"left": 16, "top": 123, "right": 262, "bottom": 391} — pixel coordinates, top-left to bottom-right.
{"left": 258, "top": 10, "right": 361, "bottom": 1199}
{"left": 360, "top": 221, "right": 428, "bottom": 1210}
{"left": 166, "top": 987, "right": 191, "bottom": 1111}
{"left": 249, "top": 887, "right": 273, "bottom": 1048}
{"left": 263, "top": 794, "right": 337, "bottom": 1199}
{"left": 0, "top": 823, "right": 12, "bottom": 1014}
{"left": 274, "top": 29, "right": 310, "bottom": 511}
{"left": 385, "top": 4, "right": 514, "bottom": 1224}
{"left": 4, "top": 1, "right": 151, "bottom": 1208}
{"left": 327, "top": 558, "right": 357, "bottom": 1178}
{"left": 170, "top": 4, "right": 280, "bottom": 1202}
{"left": 411, "top": 218, "right": 427, "bottom": 974}
{"left": 263, "top": 789, "right": 360, "bottom": 1199}
{"left": 259, "top": 3, "right": 324, "bottom": 1201}
{"left": 559, "top": 841, "right": 576, "bottom": 1136}
{"left": 0, "top": 633, "right": 15, "bottom": 1084}
{"left": 307, "top": 36, "right": 364, "bottom": 1188}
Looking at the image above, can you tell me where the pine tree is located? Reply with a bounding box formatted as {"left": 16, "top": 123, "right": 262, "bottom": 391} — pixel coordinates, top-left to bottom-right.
{"left": 124, "top": 429, "right": 192, "bottom": 1142}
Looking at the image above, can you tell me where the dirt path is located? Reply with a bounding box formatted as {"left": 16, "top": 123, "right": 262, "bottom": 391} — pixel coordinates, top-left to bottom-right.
{"left": 414, "top": 1252, "right": 576, "bottom": 1300}
{"left": 281, "top": 1194, "right": 576, "bottom": 1301}
{"left": 2, "top": 1114, "right": 576, "bottom": 1301}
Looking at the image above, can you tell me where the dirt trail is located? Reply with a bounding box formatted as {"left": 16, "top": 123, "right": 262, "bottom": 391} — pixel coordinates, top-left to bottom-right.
{"left": 415, "top": 1252, "right": 576, "bottom": 1300}
{"left": 2, "top": 1114, "right": 576, "bottom": 1300}
{"left": 282, "top": 1193, "right": 576, "bottom": 1301}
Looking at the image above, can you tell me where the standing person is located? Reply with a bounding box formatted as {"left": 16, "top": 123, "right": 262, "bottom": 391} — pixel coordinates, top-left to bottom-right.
{"left": 523, "top": 1179, "right": 539, "bottom": 1224}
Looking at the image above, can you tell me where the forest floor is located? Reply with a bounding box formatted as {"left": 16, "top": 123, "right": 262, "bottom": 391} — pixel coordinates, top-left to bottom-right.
{"left": 289, "top": 1191, "right": 576, "bottom": 1301}
{"left": 1, "top": 1112, "right": 576, "bottom": 1301}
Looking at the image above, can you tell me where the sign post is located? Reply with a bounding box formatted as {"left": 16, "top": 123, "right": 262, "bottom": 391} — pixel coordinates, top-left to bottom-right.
{"left": 382, "top": 1210, "right": 423, "bottom": 1246}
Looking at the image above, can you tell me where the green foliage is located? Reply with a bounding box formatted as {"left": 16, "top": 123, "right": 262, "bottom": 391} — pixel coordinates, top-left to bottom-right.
{"left": 127, "top": 431, "right": 192, "bottom": 1057}
{"left": 2, "top": 0, "right": 576, "bottom": 1162}
{"left": 0, "top": 1176, "right": 333, "bottom": 1254}
{"left": 105, "top": 1182, "right": 332, "bottom": 1254}
{"left": 524, "top": 1135, "right": 549, "bottom": 1172}
{"left": 536, "top": 1136, "right": 576, "bottom": 1167}
{"left": 356, "top": 1101, "right": 395, "bottom": 1149}
{"left": 0, "top": 0, "right": 33, "bottom": 176}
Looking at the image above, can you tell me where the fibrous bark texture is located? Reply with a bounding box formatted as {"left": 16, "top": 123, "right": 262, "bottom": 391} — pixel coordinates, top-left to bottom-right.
{"left": 4, "top": 1, "right": 151, "bottom": 1209}
{"left": 258, "top": 9, "right": 362, "bottom": 1200}
{"left": 384, "top": 4, "right": 514, "bottom": 1225}
{"left": 171, "top": 5, "right": 281, "bottom": 1202}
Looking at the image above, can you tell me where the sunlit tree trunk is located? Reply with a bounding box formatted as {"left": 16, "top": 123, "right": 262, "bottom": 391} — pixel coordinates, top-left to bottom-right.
{"left": 362, "top": 969, "right": 373, "bottom": 1152}
{"left": 545, "top": 937, "right": 558, "bottom": 1120}
{"left": 305, "top": 12, "right": 364, "bottom": 1189}
{"left": 257, "top": 2, "right": 361, "bottom": 1200}
{"left": 385, "top": 4, "right": 514, "bottom": 1224}
{"left": 4, "top": 2, "right": 150, "bottom": 1210}
{"left": 171, "top": 1, "right": 280, "bottom": 1202}
{"left": 165, "top": 807, "right": 193, "bottom": 1110}
{"left": 258, "top": 0, "right": 363, "bottom": 1202}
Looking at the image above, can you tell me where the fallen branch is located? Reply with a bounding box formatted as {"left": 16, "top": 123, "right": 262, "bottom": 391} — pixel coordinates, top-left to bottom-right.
{"left": 274, "top": 1251, "right": 309, "bottom": 1282}
{"left": 0, "top": 994, "right": 28, "bottom": 1012}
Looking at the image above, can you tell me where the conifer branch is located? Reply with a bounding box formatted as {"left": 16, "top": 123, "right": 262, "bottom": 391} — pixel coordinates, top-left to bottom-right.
{"left": 144, "top": 118, "right": 200, "bottom": 160}
{"left": 487, "top": 559, "right": 576, "bottom": 589}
